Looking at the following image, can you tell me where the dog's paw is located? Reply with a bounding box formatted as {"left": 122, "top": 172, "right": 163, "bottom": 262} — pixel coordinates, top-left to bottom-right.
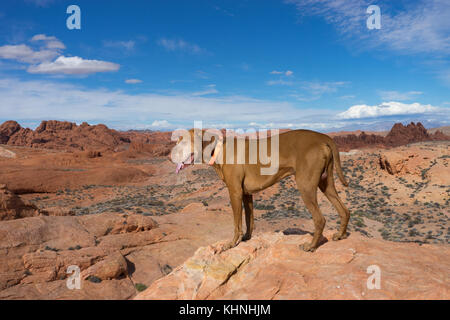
{"left": 299, "top": 242, "right": 316, "bottom": 252}
{"left": 242, "top": 233, "right": 252, "bottom": 241}
{"left": 222, "top": 240, "right": 238, "bottom": 251}
{"left": 332, "top": 232, "right": 348, "bottom": 241}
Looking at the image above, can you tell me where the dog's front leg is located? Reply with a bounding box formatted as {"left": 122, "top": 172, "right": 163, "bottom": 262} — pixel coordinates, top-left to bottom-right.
{"left": 223, "top": 190, "right": 244, "bottom": 250}
{"left": 242, "top": 194, "right": 254, "bottom": 241}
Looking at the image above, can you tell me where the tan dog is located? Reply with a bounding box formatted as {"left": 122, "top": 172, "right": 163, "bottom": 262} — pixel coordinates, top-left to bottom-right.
{"left": 173, "top": 129, "right": 350, "bottom": 252}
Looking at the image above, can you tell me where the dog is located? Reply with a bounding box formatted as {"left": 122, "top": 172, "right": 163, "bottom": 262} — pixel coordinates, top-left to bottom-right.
{"left": 172, "top": 128, "right": 350, "bottom": 252}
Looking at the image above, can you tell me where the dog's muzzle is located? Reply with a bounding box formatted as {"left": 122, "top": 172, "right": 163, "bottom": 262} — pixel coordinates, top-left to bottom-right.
{"left": 175, "top": 153, "right": 194, "bottom": 173}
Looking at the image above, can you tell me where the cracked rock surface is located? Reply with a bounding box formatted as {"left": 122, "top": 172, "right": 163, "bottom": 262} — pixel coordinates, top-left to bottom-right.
{"left": 135, "top": 230, "right": 449, "bottom": 300}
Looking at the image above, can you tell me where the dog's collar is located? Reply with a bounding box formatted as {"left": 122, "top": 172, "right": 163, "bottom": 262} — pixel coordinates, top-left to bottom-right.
{"left": 208, "top": 138, "right": 223, "bottom": 165}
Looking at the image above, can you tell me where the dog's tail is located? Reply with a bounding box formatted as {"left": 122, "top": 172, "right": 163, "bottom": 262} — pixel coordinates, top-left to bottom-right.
{"left": 326, "top": 138, "right": 349, "bottom": 187}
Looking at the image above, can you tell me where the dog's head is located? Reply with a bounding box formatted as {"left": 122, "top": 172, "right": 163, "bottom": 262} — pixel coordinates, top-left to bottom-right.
{"left": 170, "top": 129, "right": 222, "bottom": 173}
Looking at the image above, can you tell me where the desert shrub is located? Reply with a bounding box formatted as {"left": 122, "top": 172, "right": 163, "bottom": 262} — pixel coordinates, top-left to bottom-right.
{"left": 135, "top": 283, "right": 147, "bottom": 292}
{"left": 87, "top": 276, "right": 102, "bottom": 283}
{"left": 380, "top": 229, "right": 390, "bottom": 239}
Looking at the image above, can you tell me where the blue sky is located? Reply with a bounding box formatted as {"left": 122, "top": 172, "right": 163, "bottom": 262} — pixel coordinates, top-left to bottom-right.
{"left": 0, "top": 0, "right": 449, "bottom": 131}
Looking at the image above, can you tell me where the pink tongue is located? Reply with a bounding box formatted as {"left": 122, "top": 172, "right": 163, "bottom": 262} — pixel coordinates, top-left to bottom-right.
{"left": 175, "top": 163, "right": 183, "bottom": 174}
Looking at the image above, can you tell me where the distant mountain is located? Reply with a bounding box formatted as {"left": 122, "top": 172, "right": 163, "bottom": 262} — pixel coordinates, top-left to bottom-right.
{"left": 0, "top": 120, "right": 130, "bottom": 151}
{"left": 1, "top": 120, "right": 448, "bottom": 154}
{"left": 332, "top": 122, "right": 449, "bottom": 151}
{"left": 429, "top": 126, "right": 450, "bottom": 136}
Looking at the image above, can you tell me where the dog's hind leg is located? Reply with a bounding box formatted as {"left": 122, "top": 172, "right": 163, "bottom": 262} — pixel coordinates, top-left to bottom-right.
{"left": 319, "top": 161, "right": 350, "bottom": 241}
{"left": 295, "top": 171, "right": 326, "bottom": 252}
{"left": 242, "top": 194, "right": 254, "bottom": 241}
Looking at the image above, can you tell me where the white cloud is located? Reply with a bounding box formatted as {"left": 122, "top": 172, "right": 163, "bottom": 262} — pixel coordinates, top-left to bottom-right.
{"left": 270, "top": 70, "right": 294, "bottom": 76}
{"left": 437, "top": 68, "right": 450, "bottom": 86}
{"left": 1, "top": 78, "right": 447, "bottom": 130}
{"left": 214, "top": 6, "right": 235, "bottom": 17}
{"left": 157, "top": 38, "right": 205, "bottom": 54}
{"left": 379, "top": 90, "right": 423, "bottom": 101}
{"left": 247, "top": 121, "right": 330, "bottom": 130}
{"left": 266, "top": 79, "right": 294, "bottom": 86}
{"left": 194, "top": 70, "right": 209, "bottom": 79}
{"left": 0, "top": 78, "right": 305, "bottom": 128}
{"left": 0, "top": 44, "right": 58, "bottom": 63}
{"left": 191, "top": 84, "right": 218, "bottom": 96}
{"left": 125, "top": 79, "right": 143, "bottom": 84}
{"left": 301, "top": 80, "right": 348, "bottom": 95}
{"left": 267, "top": 78, "right": 348, "bottom": 100}
{"left": 27, "top": 56, "right": 120, "bottom": 75}
{"left": 337, "top": 101, "right": 439, "bottom": 119}
{"left": 31, "top": 34, "right": 65, "bottom": 50}
{"left": 103, "top": 40, "right": 135, "bottom": 51}
{"left": 0, "top": 34, "right": 65, "bottom": 63}
{"left": 288, "top": 93, "right": 320, "bottom": 102}
{"left": 287, "top": 0, "right": 450, "bottom": 55}
{"left": 151, "top": 120, "right": 170, "bottom": 128}
{"left": 0, "top": 34, "right": 120, "bottom": 76}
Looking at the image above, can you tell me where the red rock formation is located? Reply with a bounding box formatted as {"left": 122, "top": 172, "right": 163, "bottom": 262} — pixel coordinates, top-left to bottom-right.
{"left": 0, "top": 120, "right": 178, "bottom": 158}
{"left": 333, "top": 131, "right": 386, "bottom": 151}
{"left": 135, "top": 230, "right": 449, "bottom": 300}
{"left": 385, "top": 122, "right": 428, "bottom": 146}
{"left": 378, "top": 144, "right": 449, "bottom": 178}
{"left": 128, "top": 140, "right": 173, "bottom": 157}
{"left": 0, "top": 120, "right": 130, "bottom": 152}
{"left": 333, "top": 122, "right": 449, "bottom": 151}
{"left": 0, "top": 212, "right": 160, "bottom": 299}
{"left": 123, "top": 130, "right": 174, "bottom": 156}
{"left": 0, "top": 121, "right": 22, "bottom": 144}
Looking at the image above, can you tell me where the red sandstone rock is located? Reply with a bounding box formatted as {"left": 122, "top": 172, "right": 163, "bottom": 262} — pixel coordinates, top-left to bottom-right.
{"left": 128, "top": 140, "right": 173, "bottom": 157}
{"left": 0, "top": 185, "right": 39, "bottom": 220}
{"left": 0, "top": 121, "right": 20, "bottom": 144}
{"left": 135, "top": 231, "right": 450, "bottom": 300}
{"left": 378, "top": 144, "right": 450, "bottom": 178}
{"left": 332, "top": 122, "right": 449, "bottom": 151}
{"left": 0, "top": 146, "right": 16, "bottom": 158}
{"left": 0, "top": 212, "right": 160, "bottom": 299}
{"left": 0, "top": 120, "right": 130, "bottom": 152}
{"left": 0, "top": 165, "right": 150, "bottom": 194}
{"left": 81, "top": 252, "right": 128, "bottom": 281}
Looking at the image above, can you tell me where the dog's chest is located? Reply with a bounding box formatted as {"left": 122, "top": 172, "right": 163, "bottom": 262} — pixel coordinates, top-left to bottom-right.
{"left": 242, "top": 175, "right": 277, "bottom": 194}
{"left": 243, "top": 167, "right": 294, "bottom": 194}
